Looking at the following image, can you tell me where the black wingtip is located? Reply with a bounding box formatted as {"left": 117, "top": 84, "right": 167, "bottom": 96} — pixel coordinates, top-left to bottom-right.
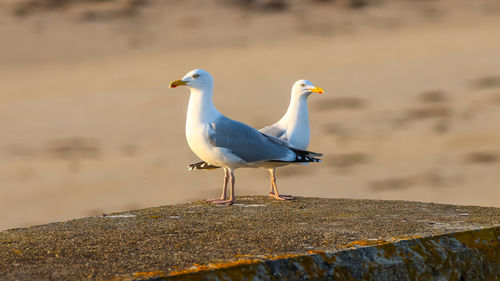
{"left": 187, "top": 161, "right": 221, "bottom": 170}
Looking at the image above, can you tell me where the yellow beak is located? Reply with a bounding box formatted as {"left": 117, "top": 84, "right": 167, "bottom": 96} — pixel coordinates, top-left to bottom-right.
{"left": 169, "top": 79, "right": 188, "bottom": 88}
{"left": 309, "top": 86, "right": 325, "bottom": 94}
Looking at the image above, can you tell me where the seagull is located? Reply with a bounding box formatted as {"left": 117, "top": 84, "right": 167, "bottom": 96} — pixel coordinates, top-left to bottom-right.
{"left": 169, "top": 69, "right": 322, "bottom": 204}
{"left": 188, "top": 79, "right": 324, "bottom": 200}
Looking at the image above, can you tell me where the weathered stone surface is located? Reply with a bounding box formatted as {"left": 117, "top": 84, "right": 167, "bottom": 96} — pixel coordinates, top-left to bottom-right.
{"left": 161, "top": 227, "right": 500, "bottom": 281}
{"left": 1, "top": 196, "right": 499, "bottom": 280}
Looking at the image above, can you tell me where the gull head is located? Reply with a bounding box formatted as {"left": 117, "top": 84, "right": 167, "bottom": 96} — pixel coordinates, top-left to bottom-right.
{"left": 292, "top": 79, "right": 324, "bottom": 98}
{"left": 169, "top": 69, "right": 213, "bottom": 91}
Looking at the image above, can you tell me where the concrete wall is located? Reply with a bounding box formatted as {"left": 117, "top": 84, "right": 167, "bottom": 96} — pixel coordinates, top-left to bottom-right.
{"left": 162, "top": 227, "right": 500, "bottom": 281}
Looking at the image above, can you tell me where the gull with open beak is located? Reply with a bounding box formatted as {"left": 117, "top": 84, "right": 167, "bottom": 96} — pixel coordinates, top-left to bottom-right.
{"left": 188, "top": 79, "right": 324, "bottom": 200}
{"left": 170, "top": 69, "right": 322, "bottom": 204}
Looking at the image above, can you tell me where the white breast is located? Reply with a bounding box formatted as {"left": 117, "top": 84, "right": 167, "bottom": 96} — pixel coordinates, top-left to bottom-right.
{"left": 186, "top": 120, "right": 246, "bottom": 168}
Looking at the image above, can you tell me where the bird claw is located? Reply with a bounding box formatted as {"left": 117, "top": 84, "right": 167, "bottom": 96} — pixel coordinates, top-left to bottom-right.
{"left": 269, "top": 193, "right": 294, "bottom": 200}
{"left": 206, "top": 198, "right": 225, "bottom": 202}
{"left": 206, "top": 199, "right": 234, "bottom": 205}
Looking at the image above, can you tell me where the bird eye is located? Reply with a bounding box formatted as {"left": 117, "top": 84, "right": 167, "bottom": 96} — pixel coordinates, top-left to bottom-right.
{"left": 193, "top": 74, "right": 200, "bottom": 78}
{"left": 300, "top": 84, "right": 306, "bottom": 87}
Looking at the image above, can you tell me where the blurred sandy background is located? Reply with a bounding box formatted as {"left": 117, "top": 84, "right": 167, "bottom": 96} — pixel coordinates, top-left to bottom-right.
{"left": 1, "top": 0, "right": 500, "bottom": 230}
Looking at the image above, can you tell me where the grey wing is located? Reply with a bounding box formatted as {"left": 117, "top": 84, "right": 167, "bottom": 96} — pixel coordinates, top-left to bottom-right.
{"left": 259, "top": 124, "right": 287, "bottom": 140}
{"left": 208, "top": 116, "right": 294, "bottom": 163}
{"left": 260, "top": 133, "right": 323, "bottom": 157}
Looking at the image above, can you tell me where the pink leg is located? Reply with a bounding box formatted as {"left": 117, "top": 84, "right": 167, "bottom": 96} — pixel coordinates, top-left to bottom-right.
{"left": 206, "top": 168, "right": 229, "bottom": 203}
{"left": 212, "top": 169, "right": 235, "bottom": 205}
{"left": 269, "top": 168, "right": 294, "bottom": 200}
{"left": 269, "top": 168, "right": 275, "bottom": 195}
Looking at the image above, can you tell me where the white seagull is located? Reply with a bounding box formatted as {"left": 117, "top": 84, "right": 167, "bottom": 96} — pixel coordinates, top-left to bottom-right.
{"left": 188, "top": 79, "right": 324, "bottom": 200}
{"left": 170, "top": 69, "right": 322, "bottom": 204}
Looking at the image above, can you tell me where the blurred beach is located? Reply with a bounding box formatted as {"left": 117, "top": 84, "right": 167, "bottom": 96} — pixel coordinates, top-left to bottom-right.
{"left": 1, "top": 0, "right": 500, "bottom": 230}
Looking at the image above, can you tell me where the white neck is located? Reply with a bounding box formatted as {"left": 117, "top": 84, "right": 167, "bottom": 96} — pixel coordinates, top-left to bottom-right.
{"left": 186, "top": 87, "right": 221, "bottom": 127}
{"left": 279, "top": 93, "right": 310, "bottom": 149}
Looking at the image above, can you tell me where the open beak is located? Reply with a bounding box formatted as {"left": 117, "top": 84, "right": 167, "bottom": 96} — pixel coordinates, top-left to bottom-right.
{"left": 309, "top": 86, "right": 325, "bottom": 94}
{"left": 169, "top": 79, "right": 188, "bottom": 88}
